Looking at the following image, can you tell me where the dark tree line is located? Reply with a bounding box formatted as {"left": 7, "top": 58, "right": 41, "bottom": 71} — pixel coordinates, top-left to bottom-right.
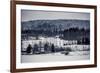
{"left": 26, "top": 43, "right": 56, "bottom": 54}
{"left": 22, "top": 27, "right": 89, "bottom": 38}
{"left": 63, "top": 28, "right": 90, "bottom": 45}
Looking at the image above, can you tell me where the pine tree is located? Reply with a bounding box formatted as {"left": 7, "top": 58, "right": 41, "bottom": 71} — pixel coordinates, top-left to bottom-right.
{"left": 51, "top": 44, "right": 55, "bottom": 53}
{"left": 26, "top": 44, "right": 32, "bottom": 54}
{"left": 44, "top": 43, "right": 49, "bottom": 53}
{"left": 33, "top": 44, "right": 39, "bottom": 54}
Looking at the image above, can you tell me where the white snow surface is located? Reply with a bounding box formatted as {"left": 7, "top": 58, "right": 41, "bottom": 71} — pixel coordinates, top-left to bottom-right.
{"left": 21, "top": 51, "right": 90, "bottom": 63}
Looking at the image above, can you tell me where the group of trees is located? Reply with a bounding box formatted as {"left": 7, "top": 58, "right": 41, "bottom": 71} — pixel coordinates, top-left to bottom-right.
{"left": 26, "top": 43, "right": 55, "bottom": 54}
{"left": 64, "top": 28, "right": 90, "bottom": 32}
{"left": 63, "top": 28, "right": 90, "bottom": 45}
{"left": 21, "top": 20, "right": 90, "bottom": 42}
{"left": 21, "top": 27, "right": 90, "bottom": 43}
{"left": 77, "top": 38, "right": 90, "bottom": 45}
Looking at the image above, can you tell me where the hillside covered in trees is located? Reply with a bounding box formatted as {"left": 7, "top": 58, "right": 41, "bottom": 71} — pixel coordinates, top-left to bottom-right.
{"left": 21, "top": 19, "right": 90, "bottom": 44}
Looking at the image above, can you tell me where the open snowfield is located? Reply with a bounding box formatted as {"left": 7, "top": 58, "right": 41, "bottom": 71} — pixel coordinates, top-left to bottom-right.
{"left": 21, "top": 51, "right": 90, "bottom": 63}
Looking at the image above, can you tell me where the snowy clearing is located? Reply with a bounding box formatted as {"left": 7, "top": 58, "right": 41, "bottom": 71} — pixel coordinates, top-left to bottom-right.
{"left": 21, "top": 51, "right": 90, "bottom": 63}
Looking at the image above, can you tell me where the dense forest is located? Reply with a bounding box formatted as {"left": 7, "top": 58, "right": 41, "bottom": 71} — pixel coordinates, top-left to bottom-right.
{"left": 21, "top": 19, "right": 90, "bottom": 44}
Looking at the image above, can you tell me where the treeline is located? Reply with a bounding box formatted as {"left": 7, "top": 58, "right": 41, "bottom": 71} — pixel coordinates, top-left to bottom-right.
{"left": 63, "top": 27, "right": 90, "bottom": 42}
{"left": 24, "top": 43, "right": 63, "bottom": 54}
{"left": 21, "top": 27, "right": 89, "bottom": 37}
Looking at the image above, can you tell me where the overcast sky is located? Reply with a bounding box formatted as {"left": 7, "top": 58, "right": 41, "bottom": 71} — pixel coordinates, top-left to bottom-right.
{"left": 21, "top": 10, "right": 90, "bottom": 22}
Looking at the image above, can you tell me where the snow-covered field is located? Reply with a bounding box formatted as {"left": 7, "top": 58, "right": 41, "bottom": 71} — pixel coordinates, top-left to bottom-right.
{"left": 21, "top": 51, "right": 90, "bottom": 63}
